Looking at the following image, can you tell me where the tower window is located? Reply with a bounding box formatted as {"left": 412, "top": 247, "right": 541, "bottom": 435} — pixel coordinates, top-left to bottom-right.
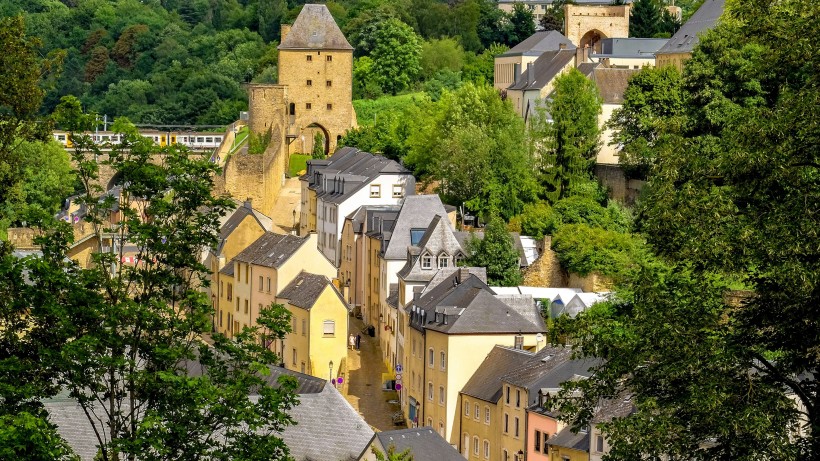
{"left": 326, "top": 80, "right": 332, "bottom": 87}
{"left": 306, "top": 103, "right": 312, "bottom": 110}
{"left": 327, "top": 103, "right": 333, "bottom": 110}
{"left": 306, "top": 55, "right": 312, "bottom": 61}
{"left": 306, "top": 79, "right": 312, "bottom": 86}
{"left": 326, "top": 55, "right": 332, "bottom": 62}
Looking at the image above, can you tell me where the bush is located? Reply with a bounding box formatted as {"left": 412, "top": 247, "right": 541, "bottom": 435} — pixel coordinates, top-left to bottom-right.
{"left": 553, "top": 196, "right": 632, "bottom": 233}
{"left": 552, "top": 224, "right": 647, "bottom": 278}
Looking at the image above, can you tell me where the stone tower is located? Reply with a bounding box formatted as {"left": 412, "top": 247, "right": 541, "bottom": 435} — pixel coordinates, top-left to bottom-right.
{"left": 563, "top": 4, "right": 630, "bottom": 53}
{"left": 276, "top": 4, "right": 357, "bottom": 155}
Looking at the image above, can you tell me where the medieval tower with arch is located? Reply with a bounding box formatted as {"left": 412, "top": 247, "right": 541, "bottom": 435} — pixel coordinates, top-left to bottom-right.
{"left": 225, "top": 4, "right": 357, "bottom": 215}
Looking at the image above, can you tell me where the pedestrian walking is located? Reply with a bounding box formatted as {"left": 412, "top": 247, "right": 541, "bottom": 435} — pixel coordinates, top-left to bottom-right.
{"left": 349, "top": 333, "right": 355, "bottom": 350}
{"left": 355, "top": 333, "right": 361, "bottom": 350}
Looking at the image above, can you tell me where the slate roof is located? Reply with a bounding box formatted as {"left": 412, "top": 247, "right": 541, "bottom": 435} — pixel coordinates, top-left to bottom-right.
{"left": 381, "top": 195, "right": 450, "bottom": 260}
{"left": 591, "top": 38, "right": 669, "bottom": 58}
{"left": 45, "top": 363, "right": 367, "bottom": 461}
{"left": 508, "top": 49, "right": 576, "bottom": 91}
{"left": 407, "top": 270, "right": 545, "bottom": 335}
{"left": 213, "top": 200, "right": 273, "bottom": 256}
{"left": 498, "top": 345, "right": 574, "bottom": 389}
{"left": 657, "top": 0, "right": 725, "bottom": 55}
{"left": 591, "top": 393, "right": 636, "bottom": 424}
{"left": 233, "top": 232, "right": 306, "bottom": 269}
{"left": 345, "top": 205, "right": 400, "bottom": 233}
{"left": 371, "top": 427, "right": 464, "bottom": 461}
{"left": 461, "top": 346, "right": 534, "bottom": 402}
{"left": 304, "top": 148, "right": 413, "bottom": 206}
{"left": 420, "top": 267, "right": 487, "bottom": 296}
{"left": 279, "top": 4, "right": 353, "bottom": 51}
{"left": 219, "top": 260, "right": 235, "bottom": 276}
{"left": 397, "top": 214, "right": 465, "bottom": 282}
{"left": 277, "top": 271, "right": 345, "bottom": 310}
{"left": 590, "top": 68, "right": 640, "bottom": 104}
{"left": 501, "top": 31, "right": 575, "bottom": 57}
{"left": 280, "top": 384, "right": 373, "bottom": 460}
{"left": 548, "top": 426, "right": 590, "bottom": 451}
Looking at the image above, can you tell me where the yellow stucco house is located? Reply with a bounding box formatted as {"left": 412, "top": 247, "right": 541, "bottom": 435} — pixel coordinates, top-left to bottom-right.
{"left": 401, "top": 268, "right": 546, "bottom": 445}
{"left": 214, "top": 231, "right": 347, "bottom": 380}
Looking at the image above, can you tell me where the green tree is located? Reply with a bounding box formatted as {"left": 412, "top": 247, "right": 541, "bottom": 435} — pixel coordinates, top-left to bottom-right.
{"left": 0, "top": 16, "right": 60, "bottom": 232}
{"left": 370, "top": 18, "right": 422, "bottom": 95}
{"left": 0, "top": 98, "right": 299, "bottom": 459}
{"left": 372, "top": 444, "right": 413, "bottom": 460}
{"left": 531, "top": 68, "right": 602, "bottom": 202}
{"left": 0, "top": 411, "right": 77, "bottom": 461}
{"left": 554, "top": 0, "right": 820, "bottom": 457}
{"left": 419, "top": 38, "right": 465, "bottom": 81}
{"left": 507, "top": 3, "right": 535, "bottom": 45}
{"left": 405, "top": 83, "right": 537, "bottom": 220}
{"left": 464, "top": 216, "right": 522, "bottom": 286}
{"left": 629, "top": 0, "right": 679, "bottom": 38}
{"left": 312, "top": 131, "right": 325, "bottom": 158}
{"left": 257, "top": 0, "right": 287, "bottom": 43}
{"left": 539, "top": 0, "right": 574, "bottom": 32}
{"left": 462, "top": 43, "right": 509, "bottom": 85}
{"left": 607, "top": 66, "right": 685, "bottom": 179}
{"left": 0, "top": 140, "right": 76, "bottom": 229}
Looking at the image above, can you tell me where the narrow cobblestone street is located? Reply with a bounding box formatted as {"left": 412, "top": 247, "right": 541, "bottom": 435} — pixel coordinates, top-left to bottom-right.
{"left": 343, "top": 316, "right": 405, "bottom": 431}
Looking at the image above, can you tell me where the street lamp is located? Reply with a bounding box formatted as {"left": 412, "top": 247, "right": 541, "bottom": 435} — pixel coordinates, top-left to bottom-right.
{"left": 328, "top": 360, "right": 334, "bottom": 382}
{"left": 292, "top": 209, "right": 297, "bottom": 235}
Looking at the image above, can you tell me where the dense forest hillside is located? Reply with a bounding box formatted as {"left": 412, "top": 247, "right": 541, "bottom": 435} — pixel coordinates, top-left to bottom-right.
{"left": 3, "top": 0, "right": 699, "bottom": 126}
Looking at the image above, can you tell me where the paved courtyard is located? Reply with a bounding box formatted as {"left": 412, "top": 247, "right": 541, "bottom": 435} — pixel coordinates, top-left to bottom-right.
{"left": 343, "top": 317, "right": 406, "bottom": 431}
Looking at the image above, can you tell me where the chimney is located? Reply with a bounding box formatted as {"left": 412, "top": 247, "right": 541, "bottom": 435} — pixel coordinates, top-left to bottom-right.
{"left": 527, "top": 62, "right": 534, "bottom": 84}
{"left": 513, "top": 63, "right": 521, "bottom": 81}
{"left": 280, "top": 24, "right": 292, "bottom": 44}
{"left": 458, "top": 267, "right": 470, "bottom": 284}
{"left": 559, "top": 43, "right": 567, "bottom": 50}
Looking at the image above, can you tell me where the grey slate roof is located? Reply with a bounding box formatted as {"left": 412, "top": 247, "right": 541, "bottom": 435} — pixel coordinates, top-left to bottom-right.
{"left": 591, "top": 38, "right": 669, "bottom": 58}
{"left": 345, "top": 205, "right": 400, "bottom": 233}
{"left": 233, "top": 232, "right": 307, "bottom": 269}
{"left": 656, "top": 0, "right": 725, "bottom": 55}
{"left": 591, "top": 393, "right": 636, "bottom": 424}
{"left": 304, "top": 148, "right": 413, "bottom": 206}
{"left": 279, "top": 4, "right": 353, "bottom": 51}
{"left": 45, "top": 364, "right": 365, "bottom": 461}
{"left": 548, "top": 426, "right": 590, "bottom": 451}
{"left": 280, "top": 384, "right": 373, "bottom": 461}
{"left": 501, "top": 31, "right": 575, "bottom": 57}
{"left": 461, "top": 346, "right": 534, "bottom": 402}
{"left": 381, "top": 195, "right": 450, "bottom": 260}
{"left": 499, "top": 345, "right": 574, "bottom": 390}
{"left": 372, "top": 427, "right": 464, "bottom": 461}
{"left": 407, "top": 270, "right": 546, "bottom": 335}
{"left": 590, "top": 68, "right": 641, "bottom": 104}
{"left": 508, "top": 49, "right": 576, "bottom": 91}
{"left": 396, "top": 214, "right": 465, "bottom": 282}
{"left": 215, "top": 201, "right": 272, "bottom": 254}
{"left": 277, "top": 271, "right": 345, "bottom": 310}
{"left": 219, "top": 259, "right": 235, "bottom": 276}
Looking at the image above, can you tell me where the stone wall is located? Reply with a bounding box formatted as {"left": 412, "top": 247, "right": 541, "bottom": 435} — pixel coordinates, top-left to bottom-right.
{"left": 595, "top": 164, "right": 644, "bottom": 204}
{"left": 522, "top": 236, "right": 567, "bottom": 287}
{"left": 567, "top": 272, "right": 614, "bottom": 292}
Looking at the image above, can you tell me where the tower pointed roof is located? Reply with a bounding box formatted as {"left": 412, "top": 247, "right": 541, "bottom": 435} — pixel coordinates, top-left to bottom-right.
{"left": 279, "top": 4, "right": 353, "bottom": 51}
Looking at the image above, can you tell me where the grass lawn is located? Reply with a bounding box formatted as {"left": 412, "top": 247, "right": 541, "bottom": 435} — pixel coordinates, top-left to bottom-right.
{"left": 230, "top": 125, "right": 249, "bottom": 153}
{"left": 289, "top": 154, "right": 311, "bottom": 177}
{"left": 353, "top": 92, "right": 425, "bottom": 127}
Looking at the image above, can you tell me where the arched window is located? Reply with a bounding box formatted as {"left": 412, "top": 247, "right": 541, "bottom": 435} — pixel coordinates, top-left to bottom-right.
{"left": 421, "top": 253, "right": 432, "bottom": 270}
{"left": 438, "top": 253, "right": 449, "bottom": 268}
{"left": 473, "top": 436, "right": 479, "bottom": 455}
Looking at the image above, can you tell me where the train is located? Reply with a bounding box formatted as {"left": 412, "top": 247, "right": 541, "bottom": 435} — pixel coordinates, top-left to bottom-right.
{"left": 53, "top": 130, "right": 226, "bottom": 151}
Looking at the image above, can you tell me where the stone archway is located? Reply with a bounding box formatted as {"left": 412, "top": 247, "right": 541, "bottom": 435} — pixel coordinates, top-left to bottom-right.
{"left": 580, "top": 29, "right": 607, "bottom": 53}
{"left": 303, "top": 123, "right": 331, "bottom": 157}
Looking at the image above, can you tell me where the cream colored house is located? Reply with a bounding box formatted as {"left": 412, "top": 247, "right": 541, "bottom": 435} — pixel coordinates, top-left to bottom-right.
{"left": 402, "top": 268, "right": 546, "bottom": 445}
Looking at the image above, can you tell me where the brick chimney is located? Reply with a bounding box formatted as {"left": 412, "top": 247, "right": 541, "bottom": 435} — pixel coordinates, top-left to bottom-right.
{"left": 458, "top": 267, "right": 471, "bottom": 284}
{"left": 575, "top": 44, "right": 590, "bottom": 66}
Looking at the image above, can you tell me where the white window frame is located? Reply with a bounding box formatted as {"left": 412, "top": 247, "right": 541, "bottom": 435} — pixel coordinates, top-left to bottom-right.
{"left": 421, "top": 254, "right": 432, "bottom": 270}
{"left": 392, "top": 184, "right": 404, "bottom": 198}
{"left": 438, "top": 253, "right": 449, "bottom": 268}
{"left": 323, "top": 320, "right": 335, "bottom": 336}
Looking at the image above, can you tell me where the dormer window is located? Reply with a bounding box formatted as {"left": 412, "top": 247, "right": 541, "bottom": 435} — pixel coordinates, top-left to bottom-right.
{"left": 421, "top": 254, "right": 432, "bottom": 270}
{"left": 454, "top": 252, "right": 464, "bottom": 265}
{"left": 438, "top": 254, "right": 449, "bottom": 268}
